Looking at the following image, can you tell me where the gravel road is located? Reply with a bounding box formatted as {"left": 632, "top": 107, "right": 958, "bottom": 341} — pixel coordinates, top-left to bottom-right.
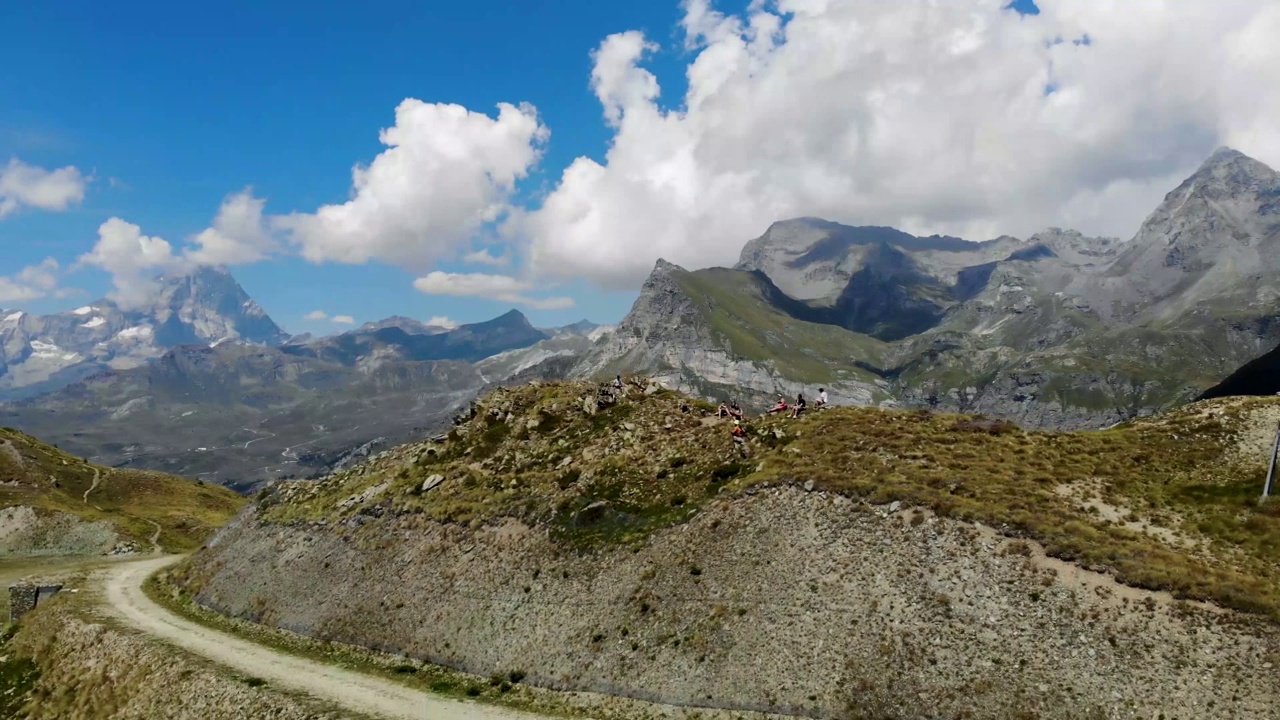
{"left": 102, "top": 555, "right": 554, "bottom": 720}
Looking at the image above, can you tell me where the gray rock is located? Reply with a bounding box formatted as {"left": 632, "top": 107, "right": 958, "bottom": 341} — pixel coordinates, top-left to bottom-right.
{"left": 420, "top": 474, "right": 445, "bottom": 493}
{"left": 803, "top": 479, "right": 815, "bottom": 492}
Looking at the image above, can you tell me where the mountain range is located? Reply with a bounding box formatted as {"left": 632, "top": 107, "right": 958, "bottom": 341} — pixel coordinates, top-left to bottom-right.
{"left": 0, "top": 267, "right": 287, "bottom": 401}
{"left": 2, "top": 146, "right": 1278, "bottom": 488}
{"left": 0, "top": 269, "right": 604, "bottom": 489}
{"left": 575, "top": 147, "right": 1280, "bottom": 428}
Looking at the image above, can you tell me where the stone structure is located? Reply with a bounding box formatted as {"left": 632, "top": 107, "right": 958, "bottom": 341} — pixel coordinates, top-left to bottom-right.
{"left": 8, "top": 583, "right": 62, "bottom": 622}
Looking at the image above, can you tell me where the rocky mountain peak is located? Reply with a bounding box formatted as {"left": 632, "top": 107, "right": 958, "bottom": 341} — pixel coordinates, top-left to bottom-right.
{"left": 615, "top": 260, "right": 705, "bottom": 343}
{"left": 146, "top": 265, "right": 288, "bottom": 347}
{"left": 1110, "top": 148, "right": 1279, "bottom": 298}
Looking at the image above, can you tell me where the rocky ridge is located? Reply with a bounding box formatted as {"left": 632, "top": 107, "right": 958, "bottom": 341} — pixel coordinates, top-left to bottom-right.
{"left": 179, "top": 380, "right": 1280, "bottom": 718}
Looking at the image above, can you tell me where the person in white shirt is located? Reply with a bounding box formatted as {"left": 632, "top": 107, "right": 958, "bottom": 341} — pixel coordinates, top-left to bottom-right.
{"left": 815, "top": 387, "right": 829, "bottom": 408}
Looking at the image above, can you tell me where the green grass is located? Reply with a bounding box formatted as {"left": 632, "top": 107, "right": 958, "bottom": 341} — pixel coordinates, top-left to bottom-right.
{"left": 0, "top": 426, "right": 246, "bottom": 552}
{"left": 0, "top": 624, "right": 39, "bottom": 717}
{"left": 258, "top": 381, "right": 1280, "bottom": 620}
{"left": 672, "top": 267, "right": 888, "bottom": 384}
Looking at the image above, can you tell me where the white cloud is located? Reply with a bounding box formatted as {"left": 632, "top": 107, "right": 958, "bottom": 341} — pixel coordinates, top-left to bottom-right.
{"left": 79, "top": 189, "right": 274, "bottom": 308}
{"left": 303, "top": 309, "right": 355, "bottom": 324}
{"left": 79, "top": 218, "right": 183, "bottom": 308}
{"left": 0, "top": 158, "right": 87, "bottom": 218}
{"left": 413, "top": 271, "right": 574, "bottom": 310}
{"left": 521, "top": 0, "right": 1280, "bottom": 289}
{"left": 187, "top": 188, "right": 275, "bottom": 265}
{"left": 0, "top": 257, "right": 62, "bottom": 303}
{"left": 425, "top": 315, "right": 458, "bottom": 329}
{"left": 276, "top": 99, "right": 548, "bottom": 271}
{"left": 463, "top": 248, "right": 509, "bottom": 266}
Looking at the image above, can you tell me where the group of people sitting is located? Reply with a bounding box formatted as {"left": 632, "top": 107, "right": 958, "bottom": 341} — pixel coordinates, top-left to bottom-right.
{"left": 716, "top": 387, "right": 829, "bottom": 420}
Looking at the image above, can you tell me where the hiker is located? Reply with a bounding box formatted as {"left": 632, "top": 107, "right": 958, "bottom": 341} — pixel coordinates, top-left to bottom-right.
{"left": 790, "top": 392, "right": 807, "bottom": 418}
{"left": 765, "top": 396, "right": 789, "bottom": 415}
{"left": 613, "top": 374, "right": 623, "bottom": 390}
{"left": 730, "top": 418, "right": 750, "bottom": 457}
{"left": 815, "top": 387, "right": 829, "bottom": 409}
{"left": 716, "top": 402, "right": 731, "bottom": 418}
{"left": 728, "top": 401, "right": 744, "bottom": 420}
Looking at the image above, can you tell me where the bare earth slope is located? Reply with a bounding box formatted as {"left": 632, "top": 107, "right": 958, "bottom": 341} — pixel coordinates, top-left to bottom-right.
{"left": 179, "top": 380, "right": 1280, "bottom": 719}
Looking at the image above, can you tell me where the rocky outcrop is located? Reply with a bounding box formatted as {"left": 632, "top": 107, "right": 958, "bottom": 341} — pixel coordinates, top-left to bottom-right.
{"left": 572, "top": 260, "right": 881, "bottom": 407}
{"left": 187, "top": 489, "right": 1278, "bottom": 719}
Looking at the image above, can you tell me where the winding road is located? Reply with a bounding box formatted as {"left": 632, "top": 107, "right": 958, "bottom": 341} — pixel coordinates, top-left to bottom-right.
{"left": 101, "top": 555, "right": 550, "bottom": 720}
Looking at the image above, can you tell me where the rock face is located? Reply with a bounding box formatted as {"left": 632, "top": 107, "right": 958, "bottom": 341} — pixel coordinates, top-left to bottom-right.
{"left": 571, "top": 261, "right": 881, "bottom": 407}
{"left": 0, "top": 266, "right": 287, "bottom": 401}
{"left": 189, "top": 490, "right": 1278, "bottom": 719}
{"left": 577, "top": 147, "right": 1280, "bottom": 427}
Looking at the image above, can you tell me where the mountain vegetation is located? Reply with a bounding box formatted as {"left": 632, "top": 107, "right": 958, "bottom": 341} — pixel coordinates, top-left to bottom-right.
{"left": 0, "top": 426, "right": 243, "bottom": 553}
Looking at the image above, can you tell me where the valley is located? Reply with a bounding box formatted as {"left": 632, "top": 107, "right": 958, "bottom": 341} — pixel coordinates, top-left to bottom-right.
{"left": 2, "top": 147, "right": 1280, "bottom": 719}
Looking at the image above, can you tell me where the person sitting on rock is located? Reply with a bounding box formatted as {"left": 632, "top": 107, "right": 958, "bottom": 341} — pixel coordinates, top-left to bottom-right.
{"left": 815, "top": 388, "right": 829, "bottom": 409}
{"left": 613, "top": 374, "right": 624, "bottom": 390}
{"left": 790, "top": 393, "right": 807, "bottom": 418}
{"left": 765, "top": 396, "right": 789, "bottom": 415}
{"left": 728, "top": 401, "right": 744, "bottom": 420}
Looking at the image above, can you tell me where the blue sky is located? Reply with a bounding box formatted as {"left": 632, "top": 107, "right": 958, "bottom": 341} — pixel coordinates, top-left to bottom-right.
{"left": 1, "top": 0, "right": 727, "bottom": 331}
{"left": 10, "top": 0, "right": 1272, "bottom": 342}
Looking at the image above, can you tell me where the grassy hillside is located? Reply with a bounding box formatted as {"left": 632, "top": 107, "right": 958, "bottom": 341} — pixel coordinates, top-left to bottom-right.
{"left": 0, "top": 426, "right": 245, "bottom": 552}
{"left": 259, "top": 379, "right": 1280, "bottom": 619}
{"left": 672, "top": 267, "right": 888, "bottom": 385}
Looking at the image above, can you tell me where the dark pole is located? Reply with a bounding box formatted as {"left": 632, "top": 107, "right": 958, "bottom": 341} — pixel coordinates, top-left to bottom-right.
{"left": 1264, "top": 422, "right": 1280, "bottom": 501}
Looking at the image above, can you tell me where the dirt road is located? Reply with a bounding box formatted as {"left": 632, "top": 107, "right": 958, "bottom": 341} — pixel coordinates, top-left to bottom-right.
{"left": 101, "top": 555, "right": 552, "bottom": 720}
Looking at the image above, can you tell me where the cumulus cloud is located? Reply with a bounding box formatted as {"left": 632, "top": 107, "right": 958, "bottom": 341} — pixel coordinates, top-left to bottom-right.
{"left": 304, "top": 310, "right": 330, "bottom": 321}
{"left": 276, "top": 99, "right": 548, "bottom": 271}
{"left": 0, "top": 257, "right": 62, "bottom": 303}
{"left": 79, "top": 189, "right": 275, "bottom": 308}
{"left": 0, "top": 158, "right": 87, "bottom": 218}
{"left": 79, "top": 218, "right": 183, "bottom": 308}
{"left": 463, "top": 248, "right": 509, "bottom": 267}
{"left": 332, "top": 314, "right": 355, "bottom": 324}
{"left": 425, "top": 315, "right": 459, "bottom": 329}
{"left": 413, "top": 271, "right": 574, "bottom": 310}
{"left": 520, "top": 0, "right": 1280, "bottom": 289}
{"left": 187, "top": 189, "right": 275, "bottom": 265}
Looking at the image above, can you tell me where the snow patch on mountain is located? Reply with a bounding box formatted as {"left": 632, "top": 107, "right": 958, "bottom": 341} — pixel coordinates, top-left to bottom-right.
{"left": 81, "top": 317, "right": 106, "bottom": 329}
{"left": 3, "top": 311, "right": 23, "bottom": 323}
{"left": 117, "top": 325, "right": 153, "bottom": 340}
{"left": 72, "top": 306, "right": 94, "bottom": 316}
{"left": 29, "top": 340, "right": 79, "bottom": 362}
